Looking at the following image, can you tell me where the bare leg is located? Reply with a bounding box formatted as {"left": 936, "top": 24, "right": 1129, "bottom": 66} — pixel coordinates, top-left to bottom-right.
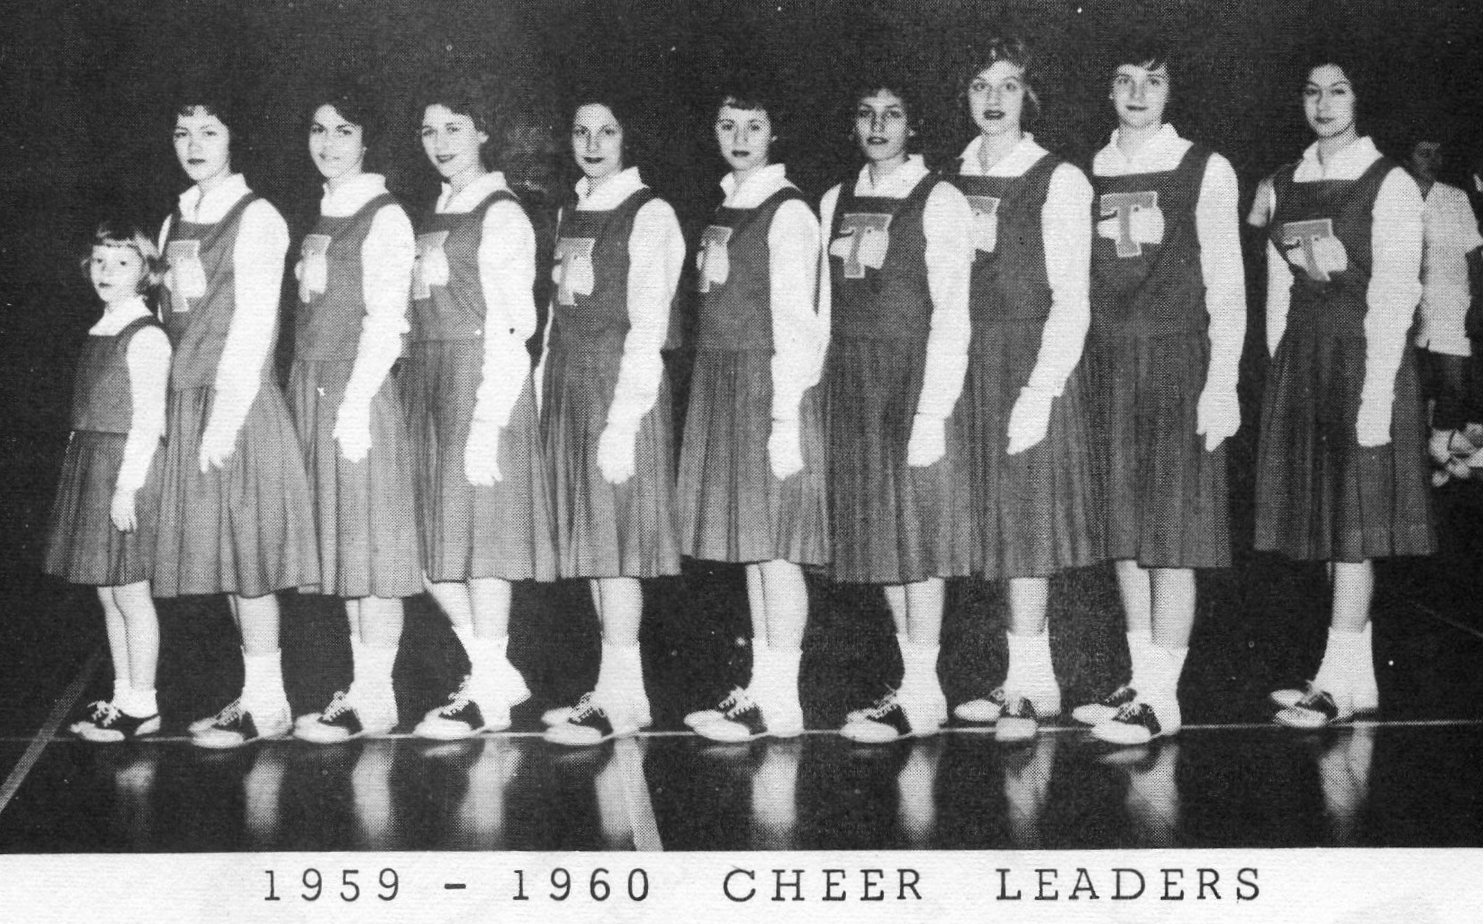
{"left": 468, "top": 578, "right": 511, "bottom": 640}
{"left": 1149, "top": 567, "right": 1196, "bottom": 649}
{"left": 234, "top": 593, "right": 280, "bottom": 655}
{"left": 113, "top": 581, "right": 160, "bottom": 693}
{"left": 424, "top": 575, "right": 473, "bottom": 634}
{"left": 1330, "top": 561, "right": 1373, "bottom": 634}
{"left": 98, "top": 586, "right": 131, "bottom": 693}
{"left": 757, "top": 559, "right": 807, "bottom": 651}
{"left": 1007, "top": 576, "right": 1049, "bottom": 637}
{"left": 1114, "top": 560, "right": 1152, "bottom": 637}
{"left": 745, "top": 564, "right": 770, "bottom": 649}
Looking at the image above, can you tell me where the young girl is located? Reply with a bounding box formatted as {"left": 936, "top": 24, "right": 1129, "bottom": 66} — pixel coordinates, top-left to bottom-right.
{"left": 48, "top": 224, "right": 171, "bottom": 742}
{"left": 944, "top": 38, "right": 1099, "bottom": 743}
{"left": 288, "top": 87, "right": 421, "bottom": 743}
{"left": 539, "top": 94, "right": 683, "bottom": 745}
{"left": 1079, "top": 43, "right": 1246, "bottom": 745}
{"left": 820, "top": 78, "right": 974, "bottom": 743}
{"left": 406, "top": 80, "right": 556, "bottom": 740}
{"left": 155, "top": 94, "right": 320, "bottom": 748}
{"left": 1259, "top": 57, "right": 1430, "bottom": 728}
{"left": 677, "top": 88, "right": 828, "bottom": 742}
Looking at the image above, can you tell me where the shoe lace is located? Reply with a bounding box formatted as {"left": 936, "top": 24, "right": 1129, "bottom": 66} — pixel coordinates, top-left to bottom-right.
{"left": 568, "top": 691, "right": 602, "bottom": 722}
{"left": 861, "top": 689, "right": 900, "bottom": 720}
{"left": 89, "top": 701, "right": 121, "bottom": 726}
{"left": 213, "top": 699, "right": 244, "bottom": 725}
{"left": 320, "top": 690, "right": 354, "bottom": 721}
{"left": 715, "top": 688, "right": 744, "bottom": 712}
{"left": 721, "top": 688, "right": 758, "bottom": 719}
{"left": 1105, "top": 684, "right": 1135, "bottom": 705}
{"left": 1112, "top": 701, "right": 1149, "bottom": 723}
{"left": 436, "top": 677, "right": 473, "bottom": 716}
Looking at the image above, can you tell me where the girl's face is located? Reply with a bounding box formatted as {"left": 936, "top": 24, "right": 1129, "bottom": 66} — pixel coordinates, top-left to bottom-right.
{"left": 420, "top": 104, "right": 487, "bottom": 182}
{"left": 309, "top": 104, "right": 366, "bottom": 184}
{"left": 90, "top": 244, "right": 146, "bottom": 305}
{"left": 855, "top": 89, "right": 912, "bottom": 164}
{"left": 968, "top": 61, "right": 1027, "bottom": 138}
{"left": 572, "top": 103, "right": 625, "bottom": 181}
{"left": 1303, "top": 64, "right": 1357, "bottom": 139}
{"left": 715, "top": 105, "right": 773, "bottom": 176}
{"left": 173, "top": 107, "right": 232, "bottom": 187}
{"left": 1110, "top": 63, "right": 1169, "bottom": 131}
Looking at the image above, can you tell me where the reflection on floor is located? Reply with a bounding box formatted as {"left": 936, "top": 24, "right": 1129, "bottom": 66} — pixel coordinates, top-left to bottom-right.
{"left": 1, "top": 720, "right": 1479, "bottom": 852}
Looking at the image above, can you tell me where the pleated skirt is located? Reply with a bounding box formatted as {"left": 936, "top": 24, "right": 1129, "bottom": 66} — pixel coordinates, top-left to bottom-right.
{"left": 541, "top": 342, "right": 680, "bottom": 578}
{"left": 677, "top": 347, "right": 829, "bottom": 566}
{"left": 44, "top": 431, "right": 162, "bottom": 586}
{"left": 287, "top": 358, "right": 422, "bottom": 598}
{"left": 1085, "top": 329, "right": 1231, "bottom": 569}
{"left": 824, "top": 335, "right": 967, "bottom": 584}
{"left": 1254, "top": 311, "right": 1434, "bottom": 561}
{"left": 153, "top": 383, "right": 321, "bottom": 597}
{"left": 403, "top": 340, "right": 557, "bottom": 583}
{"left": 959, "top": 322, "right": 1101, "bottom": 579}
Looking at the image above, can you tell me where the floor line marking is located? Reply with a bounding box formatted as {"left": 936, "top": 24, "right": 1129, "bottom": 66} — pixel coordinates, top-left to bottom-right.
{"left": 615, "top": 737, "right": 664, "bottom": 852}
{"left": 1397, "top": 594, "right": 1483, "bottom": 643}
{"left": 0, "top": 650, "right": 100, "bottom": 817}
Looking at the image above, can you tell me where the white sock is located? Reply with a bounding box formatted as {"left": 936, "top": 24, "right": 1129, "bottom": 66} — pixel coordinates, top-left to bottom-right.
{"left": 242, "top": 649, "right": 288, "bottom": 716}
{"left": 597, "top": 641, "right": 646, "bottom": 710}
{"left": 1144, "top": 644, "right": 1187, "bottom": 702}
{"left": 348, "top": 635, "right": 367, "bottom": 697}
{"left": 113, "top": 677, "right": 130, "bottom": 706}
{"left": 465, "top": 634, "right": 503, "bottom": 698}
{"left": 1314, "top": 628, "right": 1363, "bottom": 696}
{"left": 360, "top": 642, "right": 398, "bottom": 704}
{"left": 746, "top": 640, "right": 774, "bottom": 698}
{"left": 899, "top": 640, "right": 941, "bottom": 702}
{"left": 772, "top": 645, "right": 803, "bottom": 716}
{"left": 1004, "top": 630, "right": 1057, "bottom": 699}
{"left": 1126, "top": 630, "right": 1153, "bottom": 691}
{"left": 1357, "top": 621, "right": 1377, "bottom": 694}
{"left": 120, "top": 685, "right": 157, "bottom": 718}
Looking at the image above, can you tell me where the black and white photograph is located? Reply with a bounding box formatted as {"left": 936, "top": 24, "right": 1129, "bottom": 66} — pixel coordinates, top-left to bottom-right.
{"left": 2, "top": 0, "right": 1482, "bottom": 919}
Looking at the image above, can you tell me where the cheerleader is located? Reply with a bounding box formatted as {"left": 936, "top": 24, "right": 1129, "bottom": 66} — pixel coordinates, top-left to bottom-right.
{"left": 47, "top": 223, "right": 170, "bottom": 742}
{"left": 821, "top": 78, "right": 974, "bottom": 743}
{"left": 406, "top": 80, "right": 556, "bottom": 740}
{"left": 677, "top": 88, "right": 828, "bottom": 742}
{"left": 1078, "top": 43, "right": 1246, "bottom": 745}
{"left": 154, "top": 95, "right": 320, "bottom": 748}
{"left": 1405, "top": 136, "right": 1483, "bottom": 485}
{"left": 1260, "top": 57, "right": 1430, "bottom": 728}
{"left": 288, "top": 87, "right": 421, "bottom": 743}
{"left": 539, "top": 94, "right": 683, "bottom": 746}
{"left": 943, "top": 38, "right": 1099, "bottom": 743}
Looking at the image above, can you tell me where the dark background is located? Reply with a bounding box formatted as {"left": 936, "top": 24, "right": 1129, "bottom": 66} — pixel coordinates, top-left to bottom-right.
{"left": 3, "top": 0, "right": 1483, "bottom": 732}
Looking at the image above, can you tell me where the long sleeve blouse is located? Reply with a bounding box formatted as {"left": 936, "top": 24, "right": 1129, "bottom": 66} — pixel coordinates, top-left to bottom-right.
{"left": 91, "top": 295, "right": 170, "bottom": 493}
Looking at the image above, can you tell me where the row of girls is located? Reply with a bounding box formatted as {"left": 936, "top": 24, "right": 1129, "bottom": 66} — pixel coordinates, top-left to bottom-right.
{"left": 46, "top": 35, "right": 1429, "bottom": 751}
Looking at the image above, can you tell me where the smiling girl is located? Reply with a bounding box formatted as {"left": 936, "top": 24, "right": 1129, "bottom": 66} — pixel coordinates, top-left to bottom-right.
{"left": 1080, "top": 42, "right": 1246, "bottom": 745}
{"left": 944, "top": 37, "right": 1099, "bottom": 743}
{"left": 820, "top": 77, "right": 974, "bottom": 743}
{"left": 539, "top": 93, "right": 683, "bottom": 746}
{"left": 1258, "top": 56, "right": 1430, "bottom": 728}
{"left": 47, "top": 223, "right": 170, "bottom": 742}
{"left": 287, "top": 85, "right": 421, "bottom": 743}
{"left": 404, "top": 79, "right": 556, "bottom": 741}
{"left": 155, "top": 94, "right": 320, "bottom": 748}
{"left": 677, "top": 87, "right": 827, "bottom": 742}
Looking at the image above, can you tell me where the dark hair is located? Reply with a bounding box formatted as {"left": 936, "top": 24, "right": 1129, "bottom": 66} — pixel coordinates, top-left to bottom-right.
{"left": 962, "top": 36, "right": 1042, "bottom": 125}
{"left": 849, "top": 74, "right": 924, "bottom": 154}
{"left": 81, "top": 221, "right": 165, "bottom": 294}
{"left": 171, "top": 93, "right": 244, "bottom": 161}
{"left": 310, "top": 81, "right": 382, "bottom": 168}
{"left": 714, "top": 87, "right": 786, "bottom": 161}
{"left": 420, "top": 75, "right": 500, "bottom": 168}
{"left": 566, "top": 90, "right": 650, "bottom": 171}
{"left": 1109, "top": 38, "right": 1173, "bottom": 76}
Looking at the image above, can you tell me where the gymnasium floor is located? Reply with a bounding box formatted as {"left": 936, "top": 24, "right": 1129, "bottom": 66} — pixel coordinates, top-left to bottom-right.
{"left": 2, "top": 432, "right": 1483, "bottom": 853}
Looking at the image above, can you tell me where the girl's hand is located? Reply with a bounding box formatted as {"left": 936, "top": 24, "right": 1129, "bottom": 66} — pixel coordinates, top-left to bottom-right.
{"left": 198, "top": 421, "right": 238, "bottom": 472}
{"left": 906, "top": 413, "right": 945, "bottom": 467}
{"left": 768, "top": 417, "right": 804, "bottom": 480}
{"left": 1006, "top": 387, "right": 1053, "bottom": 455}
{"left": 597, "top": 420, "right": 638, "bottom": 484}
{"left": 333, "top": 399, "right": 372, "bottom": 464}
{"left": 1356, "top": 393, "right": 1393, "bottom": 448}
{"left": 1196, "top": 387, "right": 1240, "bottom": 452}
{"left": 464, "top": 418, "right": 503, "bottom": 486}
{"left": 110, "top": 488, "right": 138, "bottom": 533}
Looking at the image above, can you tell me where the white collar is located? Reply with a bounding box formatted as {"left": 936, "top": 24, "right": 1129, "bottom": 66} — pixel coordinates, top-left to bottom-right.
{"left": 576, "top": 166, "right": 647, "bottom": 210}
{"left": 320, "top": 172, "right": 390, "bottom": 217}
{"left": 852, "top": 154, "right": 930, "bottom": 197}
{"left": 90, "top": 295, "right": 152, "bottom": 336}
{"left": 1095, "top": 124, "right": 1189, "bottom": 174}
{"left": 957, "top": 133, "right": 1049, "bottom": 177}
{"left": 1297, "top": 136, "right": 1382, "bottom": 181}
{"left": 436, "top": 170, "right": 511, "bottom": 214}
{"left": 719, "top": 163, "right": 792, "bottom": 206}
{"left": 177, "top": 173, "right": 252, "bottom": 223}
